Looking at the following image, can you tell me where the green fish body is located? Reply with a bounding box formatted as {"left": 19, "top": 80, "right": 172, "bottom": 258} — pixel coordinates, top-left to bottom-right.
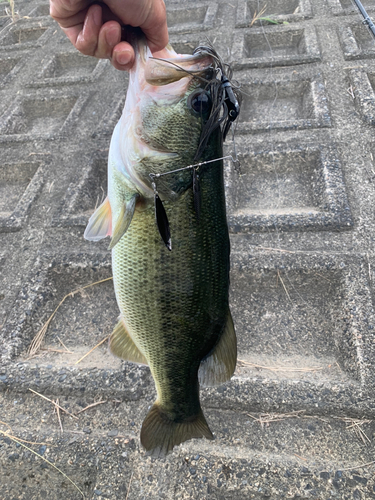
{"left": 85, "top": 40, "right": 237, "bottom": 456}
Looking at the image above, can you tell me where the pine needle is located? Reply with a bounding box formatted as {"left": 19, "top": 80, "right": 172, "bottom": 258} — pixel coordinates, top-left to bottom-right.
{"left": 75, "top": 335, "right": 110, "bottom": 365}
{"left": 237, "top": 359, "right": 323, "bottom": 372}
{"left": 76, "top": 400, "right": 107, "bottom": 414}
{"left": 125, "top": 472, "right": 134, "bottom": 500}
{"left": 0, "top": 429, "right": 85, "bottom": 498}
{"left": 29, "top": 388, "right": 78, "bottom": 420}
{"left": 55, "top": 398, "right": 63, "bottom": 433}
{"left": 27, "top": 277, "right": 113, "bottom": 357}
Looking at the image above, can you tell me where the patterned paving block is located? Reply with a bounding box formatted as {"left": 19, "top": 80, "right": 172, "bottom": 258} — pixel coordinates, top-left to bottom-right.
{"left": 236, "top": 0, "right": 313, "bottom": 28}
{"left": 26, "top": 51, "right": 107, "bottom": 87}
{"left": 328, "top": 0, "right": 375, "bottom": 16}
{"left": 0, "top": 254, "right": 117, "bottom": 363}
{"left": 0, "top": 91, "right": 90, "bottom": 142}
{"left": 0, "top": 20, "right": 52, "bottom": 52}
{"left": 339, "top": 22, "right": 375, "bottom": 60}
{"left": 52, "top": 153, "right": 107, "bottom": 228}
{"left": 231, "top": 25, "right": 321, "bottom": 69}
{"left": 0, "top": 254, "right": 6, "bottom": 328}
{"left": 0, "top": 55, "right": 23, "bottom": 85}
{"left": 0, "top": 158, "right": 45, "bottom": 232}
{"left": 169, "top": 34, "right": 202, "bottom": 55}
{"left": 27, "top": 3, "right": 50, "bottom": 17}
{"left": 228, "top": 251, "right": 375, "bottom": 390}
{"left": 236, "top": 72, "right": 331, "bottom": 133}
{"left": 350, "top": 69, "right": 375, "bottom": 125}
{"left": 167, "top": 2, "right": 218, "bottom": 34}
{"left": 225, "top": 145, "right": 352, "bottom": 233}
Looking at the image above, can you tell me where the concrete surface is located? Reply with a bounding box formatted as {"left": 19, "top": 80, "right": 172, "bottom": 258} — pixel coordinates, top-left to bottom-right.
{"left": 1, "top": 0, "right": 375, "bottom": 498}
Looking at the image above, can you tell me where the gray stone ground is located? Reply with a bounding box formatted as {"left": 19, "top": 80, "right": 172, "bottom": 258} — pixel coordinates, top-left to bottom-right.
{"left": 1, "top": 0, "right": 375, "bottom": 498}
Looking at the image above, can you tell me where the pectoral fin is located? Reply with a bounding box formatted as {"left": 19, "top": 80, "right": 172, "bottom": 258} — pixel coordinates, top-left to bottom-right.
{"left": 109, "top": 317, "right": 148, "bottom": 365}
{"left": 198, "top": 309, "right": 237, "bottom": 387}
{"left": 84, "top": 197, "right": 112, "bottom": 241}
{"left": 108, "top": 193, "right": 139, "bottom": 250}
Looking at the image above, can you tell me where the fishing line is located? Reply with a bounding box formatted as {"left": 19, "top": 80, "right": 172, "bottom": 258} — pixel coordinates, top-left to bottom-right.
{"left": 350, "top": 0, "right": 375, "bottom": 41}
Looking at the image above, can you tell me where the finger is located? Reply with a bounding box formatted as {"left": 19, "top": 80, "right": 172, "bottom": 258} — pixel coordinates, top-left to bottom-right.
{"left": 139, "top": 0, "right": 169, "bottom": 53}
{"left": 75, "top": 3, "right": 102, "bottom": 56}
{"left": 112, "top": 42, "right": 135, "bottom": 71}
{"left": 50, "top": 0, "right": 89, "bottom": 27}
{"left": 95, "top": 21, "right": 121, "bottom": 59}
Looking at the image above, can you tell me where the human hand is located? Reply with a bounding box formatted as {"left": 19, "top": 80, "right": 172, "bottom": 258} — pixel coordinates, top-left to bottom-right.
{"left": 50, "top": 0, "right": 168, "bottom": 71}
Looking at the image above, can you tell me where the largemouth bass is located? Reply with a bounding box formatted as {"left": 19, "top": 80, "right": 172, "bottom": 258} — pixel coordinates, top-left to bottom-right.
{"left": 84, "top": 36, "right": 240, "bottom": 456}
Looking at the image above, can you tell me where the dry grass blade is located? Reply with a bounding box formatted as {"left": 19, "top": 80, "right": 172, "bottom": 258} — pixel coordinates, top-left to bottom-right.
{"left": 0, "top": 429, "right": 85, "bottom": 498}
{"left": 76, "top": 400, "right": 107, "bottom": 415}
{"left": 249, "top": 4, "right": 267, "bottom": 27}
{"left": 75, "top": 335, "right": 110, "bottom": 365}
{"left": 238, "top": 359, "right": 323, "bottom": 373}
{"left": 29, "top": 388, "right": 78, "bottom": 420}
{"left": 27, "top": 277, "right": 113, "bottom": 357}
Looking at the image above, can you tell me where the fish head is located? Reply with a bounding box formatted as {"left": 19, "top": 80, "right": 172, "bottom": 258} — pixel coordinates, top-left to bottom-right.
{"left": 118, "top": 38, "right": 239, "bottom": 197}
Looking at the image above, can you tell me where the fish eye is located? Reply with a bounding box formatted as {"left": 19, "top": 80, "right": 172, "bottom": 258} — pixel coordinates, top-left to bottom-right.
{"left": 188, "top": 90, "right": 212, "bottom": 117}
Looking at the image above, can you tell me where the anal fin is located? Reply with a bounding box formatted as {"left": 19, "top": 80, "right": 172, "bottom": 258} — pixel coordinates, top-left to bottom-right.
{"left": 109, "top": 317, "right": 148, "bottom": 365}
{"left": 198, "top": 308, "right": 237, "bottom": 387}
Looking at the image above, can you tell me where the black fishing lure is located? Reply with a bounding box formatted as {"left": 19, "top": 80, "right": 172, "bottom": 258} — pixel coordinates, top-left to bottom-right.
{"left": 152, "top": 44, "right": 241, "bottom": 249}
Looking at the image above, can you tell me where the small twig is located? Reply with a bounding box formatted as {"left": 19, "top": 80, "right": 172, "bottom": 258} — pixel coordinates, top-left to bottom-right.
{"left": 75, "top": 335, "right": 110, "bottom": 365}
{"left": 76, "top": 400, "right": 107, "bottom": 415}
{"left": 29, "top": 389, "right": 78, "bottom": 420}
{"left": 125, "top": 472, "right": 134, "bottom": 500}
{"left": 294, "top": 453, "right": 307, "bottom": 461}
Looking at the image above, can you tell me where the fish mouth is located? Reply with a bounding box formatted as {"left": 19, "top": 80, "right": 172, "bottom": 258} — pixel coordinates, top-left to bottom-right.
{"left": 144, "top": 52, "right": 214, "bottom": 87}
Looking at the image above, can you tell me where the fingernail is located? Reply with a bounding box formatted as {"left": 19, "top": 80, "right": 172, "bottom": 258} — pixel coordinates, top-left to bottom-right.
{"left": 116, "top": 51, "right": 132, "bottom": 66}
{"left": 92, "top": 6, "right": 101, "bottom": 27}
{"left": 105, "top": 27, "right": 119, "bottom": 48}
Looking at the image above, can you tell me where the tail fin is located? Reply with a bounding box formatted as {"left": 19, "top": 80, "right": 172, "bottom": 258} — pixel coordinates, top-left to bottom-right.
{"left": 140, "top": 403, "right": 213, "bottom": 457}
